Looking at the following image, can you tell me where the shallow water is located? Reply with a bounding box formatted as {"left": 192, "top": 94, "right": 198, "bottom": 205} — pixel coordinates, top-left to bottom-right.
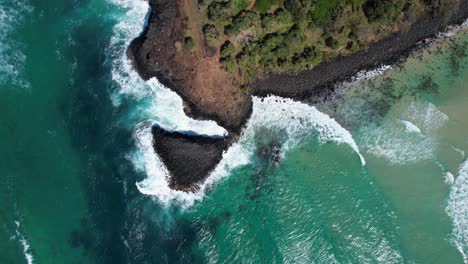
{"left": 0, "top": 0, "right": 467, "bottom": 263}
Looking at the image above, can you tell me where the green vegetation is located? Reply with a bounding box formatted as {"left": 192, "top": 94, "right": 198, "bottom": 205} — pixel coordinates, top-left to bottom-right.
{"left": 309, "top": 0, "right": 363, "bottom": 22}
{"left": 194, "top": 0, "right": 453, "bottom": 85}
{"left": 231, "top": 0, "right": 251, "bottom": 13}
{"left": 253, "top": 0, "right": 281, "bottom": 12}
{"left": 184, "top": 36, "right": 195, "bottom": 49}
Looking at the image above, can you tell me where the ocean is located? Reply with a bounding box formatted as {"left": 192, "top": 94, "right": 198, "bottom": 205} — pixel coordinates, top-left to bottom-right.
{"left": 0, "top": 0, "right": 467, "bottom": 263}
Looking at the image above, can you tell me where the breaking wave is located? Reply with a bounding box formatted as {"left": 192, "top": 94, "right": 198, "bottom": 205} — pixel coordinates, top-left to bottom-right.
{"left": 107, "top": 0, "right": 460, "bottom": 207}
{"left": 447, "top": 160, "right": 468, "bottom": 263}
{"left": 107, "top": 0, "right": 226, "bottom": 136}
{"left": 109, "top": 0, "right": 366, "bottom": 207}
{"left": 136, "top": 96, "right": 365, "bottom": 207}
{"left": 360, "top": 101, "right": 448, "bottom": 164}
{"left": 401, "top": 120, "right": 422, "bottom": 134}
{"left": 14, "top": 221, "right": 34, "bottom": 264}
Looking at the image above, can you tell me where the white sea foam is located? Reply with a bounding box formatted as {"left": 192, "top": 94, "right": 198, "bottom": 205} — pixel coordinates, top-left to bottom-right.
{"left": 446, "top": 171, "right": 455, "bottom": 185}
{"left": 241, "top": 96, "right": 366, "bottom": 166}
{"left": 133, "top": 78, "right": 227, "bottom": 136}
{"left": 403, "top": 101, "right": 449, "bottom": 134}
{"left": 336, "top": 17, "right": 468, "bottom": 92}
{"left": 360, "top": 124, "right": 435, "bottom": 164}
{"left": 110, "top": 0, "right": 459, "bottom": 207}
{"left": 401, "top": 120, "right": 422, "bottom": 133}
{"left": 352, "top": 65, "right": 393, "bottom": 82}
{"left": 0, "top": 0, "right": 32, "bottom": 89}
{"left": 107, "top": 0, "right": 226, "bottom": 136}
{"left": 136, "top": 96, "right": 365, "bottom": 207}
{"left": 360, "top": 100, "right": 449, "bottom": 164}
{"left": 436, "top": 18, "right": 468, "bottom": 39}
{"left": 107, "top": 0, "right": 150, "bottom": 101}
{"left": 451, "top": 145, "right": 466, "bottom": 158}
{"left": 14, "top": 221, "right": 34, "bottom": 264}
{"left": 447, "top": 160, "right": 468, "bottom": 263}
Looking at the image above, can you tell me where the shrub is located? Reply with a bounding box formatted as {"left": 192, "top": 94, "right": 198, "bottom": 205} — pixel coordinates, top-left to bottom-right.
{"left": 203, "top": 24, "right": 219, "bottom": 40}
{"left": 262, "top": 9, "right": 295, "bottom": 34}
{"left": 220, "top": 41, "right": 236, "bottom": 58}
{"left": 184, "top": 36, "right": 195, "bottom": 49}
{"left": 208, "top": 1, "right": 232, "bottom": 25}
{"left": 325, "top": 36, "right": 339, "bottom": 49}
{"left": 225, "top": 12, "right": 260, "bottom": 35}
{"left": 363, "top": 0, "right": 404, "bottom": 22}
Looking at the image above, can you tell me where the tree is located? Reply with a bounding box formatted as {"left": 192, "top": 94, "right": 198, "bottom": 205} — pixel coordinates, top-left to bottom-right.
{"left": 220, "top": 41, "right": 236, "bottom": 58}
{"left": 363, "top": 0, "right": 404, "bottom": 22}
{"left": 203, "top": 24, "right": 219, "bottom": 40}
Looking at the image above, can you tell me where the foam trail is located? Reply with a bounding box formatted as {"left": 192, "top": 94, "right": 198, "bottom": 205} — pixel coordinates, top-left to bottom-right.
{"left": 14, "top": 221, "right": 34, "bottom": 264}
{"left": 451, "top": 145, "right": 466, "bottom": 158}
{"left": 134, "top": 78, "right": 227, "bottom": 136}
{"left": 132, "top": 122, "right": 206, "bottom": 205}
{"left": 106, "top": 0, "right": 227, "bottom": 206}
{"left": 401, "top": 120, "right": 422, "bottom": 133}
{"left": 0, "top": 0, "right": 32, "bottom": 88}
{"left": 360, "top": 101, "right": 448, "bottom": 164}
{"left": 244, "top": 96, "right": 366, "bottom": 166}
{"left": 447, "top": 160, "right": 468, "bottom": 263}
{"left": 404, "top": 101, "right": 449, "bottom": 134}
{"left": 108, "top": 0, "right": 151, "bottom": 102}
{"left": 136, "top": 96, "right": 366, "bottom": 207}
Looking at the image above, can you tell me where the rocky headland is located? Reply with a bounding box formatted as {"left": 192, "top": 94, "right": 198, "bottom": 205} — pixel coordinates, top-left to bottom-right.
{"left": 128, "top": 0, "right": 468, "bottom": 191}
{"left": 151, "top": 126, "right": 229, "bottom": 191}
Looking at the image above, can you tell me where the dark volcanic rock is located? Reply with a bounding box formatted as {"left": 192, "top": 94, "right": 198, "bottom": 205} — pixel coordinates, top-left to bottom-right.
{"left": 127, "top": 0, "right": 179, "bottom": 82}
{"left": 152, "top": 126, "right": 229, "bottom": 191}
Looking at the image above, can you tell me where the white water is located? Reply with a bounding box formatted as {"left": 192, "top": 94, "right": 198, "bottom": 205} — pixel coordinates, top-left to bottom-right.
{"left": 360, "top": 100, "right": 448, "bottom": 164}
{"left": 351, "top": 65, "right": 393, "bottom": 82}
{"left": 401, "top": 120, "right": 422, "bottom": 134}
{"left": 404, "top": 101, "right": 449, "bottom": 134}
{"left": 108, "top": 0, "right": 226, "bottom": 136}
{"left": 0, "top": 0, "right": 32, "bottom": 89}
{"left": 107, "top": 0, "right": 225, "bottom": 206}
{"left": 107, "top": 0, "right": 463, "bottom": 209}
{"left": 136, "top": 96, "right": 366, "bottom": 206}
{"left": 14, "top": 221, "right": 34, "bottom": 264}
{"left": 447, "top": 160, "right": 468, "bottom": 263}
{"left": 446, "top": 171, "right": 455, "bottom": 185}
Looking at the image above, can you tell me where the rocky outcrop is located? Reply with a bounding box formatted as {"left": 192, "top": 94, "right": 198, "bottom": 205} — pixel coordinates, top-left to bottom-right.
{"left": 151, "top": 126, "right": 229, "bottom": 190}
{"left": 127, "top": 0, "right": 252, "bottom": 133}
{"left": 128, "top": 0, "right": 468, "bottom": 191}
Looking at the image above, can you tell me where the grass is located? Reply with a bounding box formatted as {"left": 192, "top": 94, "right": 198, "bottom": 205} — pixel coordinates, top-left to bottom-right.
{"left": 310, "top": 0, "right": 365, "bottom": 23}
{"left": 231, "top": 0, "right": 251, "bottom": 14}
{"left": 253, "top": 0, "right": 282, "bottom": 13}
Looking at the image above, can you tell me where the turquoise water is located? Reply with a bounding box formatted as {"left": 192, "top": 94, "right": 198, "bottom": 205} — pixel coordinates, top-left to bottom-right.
{"left": 0, "top": 0, "right": 467, "bottom": 263}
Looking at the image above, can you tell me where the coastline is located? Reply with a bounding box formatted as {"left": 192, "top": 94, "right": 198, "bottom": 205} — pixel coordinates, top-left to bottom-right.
{"left": 127, "top": 0, "right": 252, "bottom": 135}
{"left": 128, "top": 0, "right": 468, "bottom": 191}
{"left": 251, "top": 1, "right": 468, "bottom": 102}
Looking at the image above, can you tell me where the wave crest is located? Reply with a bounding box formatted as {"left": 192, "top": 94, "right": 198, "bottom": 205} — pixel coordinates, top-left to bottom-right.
{"left": 447, "top": 160, "right": 468, "bottom": 263}
{"left": 136, "top": 96, "right": 366, "bottom": 207}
